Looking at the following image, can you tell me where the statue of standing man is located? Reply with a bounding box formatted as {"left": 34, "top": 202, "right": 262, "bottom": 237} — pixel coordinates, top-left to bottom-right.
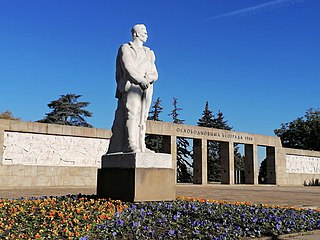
{"left": 107, "top": 24, "right": 158, "bottom": 154}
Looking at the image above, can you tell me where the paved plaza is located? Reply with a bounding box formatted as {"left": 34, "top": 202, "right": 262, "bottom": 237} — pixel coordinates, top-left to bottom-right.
{"left": 1, "top": 184, "right": 319, "bottom": 239}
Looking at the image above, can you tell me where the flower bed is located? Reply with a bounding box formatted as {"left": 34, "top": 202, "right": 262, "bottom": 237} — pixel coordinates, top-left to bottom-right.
{"left": 0, "top": 195, "right": 319, "bottom": 239}
{"left": 0, "top": 194, "right": 127, "bottom": 239}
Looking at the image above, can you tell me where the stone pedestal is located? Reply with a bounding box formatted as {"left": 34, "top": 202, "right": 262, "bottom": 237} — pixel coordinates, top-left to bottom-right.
{"left": 97, "top": 152, "right": 175, "bottom": 202}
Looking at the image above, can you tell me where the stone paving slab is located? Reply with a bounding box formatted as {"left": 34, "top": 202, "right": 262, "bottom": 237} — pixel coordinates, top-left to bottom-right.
{"left": 176, "top": 184, "right": 320, "bottom": 209}
{"left": 0, "top": 184, "right": 319, "bottom": 239}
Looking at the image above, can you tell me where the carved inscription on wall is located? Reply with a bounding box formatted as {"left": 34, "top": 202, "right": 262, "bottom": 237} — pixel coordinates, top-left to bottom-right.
{"left": 2, "top": 131, "right": 109, "bottom": 167}
{"left": 286, "top": 154, "right": 320, "bottom": 174}
{"left": 175, "top": 127, "right": 254, "bottom": 141}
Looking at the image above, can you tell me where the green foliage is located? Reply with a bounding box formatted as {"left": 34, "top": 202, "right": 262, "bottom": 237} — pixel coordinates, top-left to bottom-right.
{"left": 38, "top": 94, "right": 93, "bottom": 127}
{"left": 258, "top": 158, "right": 267, "bottom": 184}
{"left": 197, "top": 101, "right": 214, "bottom": 127}
{"left": 198, "top": 101, "right": 237, "bottom": 182}
{"left": 0, "top": 110, "right": 21, "bottom": 121}
{"left": 168, "top": 97, "right": 184, "bottom": 124}
{"left": 145, "top": 97, "right": 163, "bottom": 153}
{"left": 234, "top": 152, "right": 245, "bottom": 171}
{"left": 274, "top": 108, "right": 320, "bottom": 151}
{"left": 169, "top": 97, "right": 193, "bottom": 183}
{"left": 147, "top": 97, "right": 163, "bottom": 122}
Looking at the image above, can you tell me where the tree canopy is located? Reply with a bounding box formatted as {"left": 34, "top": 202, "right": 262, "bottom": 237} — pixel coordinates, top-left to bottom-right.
{"left": 145, "top": 97, "right": 164, "bottom": 153}
{"left": 197, "top": 101, "right": 242, "bottom": 182}
{"left": 147, "top": 97, "right": 163, "bottom": 122}
{"left": 0, "top": 110, "right": 21, "bottom": 121}
{"left": 169, "top": 97, "right": 193, "bottom": 183}
{"left": 274, "top": 108, "right": 320, "bottom": 151}
{"left": 38, "top": 94, "right": 93, "bottom": 127}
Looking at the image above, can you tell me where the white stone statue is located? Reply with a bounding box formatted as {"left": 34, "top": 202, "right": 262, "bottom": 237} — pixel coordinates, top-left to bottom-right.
{"left": 107, "top": 24, "right": 158, "bottom": 153}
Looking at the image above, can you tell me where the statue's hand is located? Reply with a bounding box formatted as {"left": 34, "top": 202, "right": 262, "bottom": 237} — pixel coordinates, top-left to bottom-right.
{"left": 144, "top": 72, "right": 154, "bottom": 84}
{"left": 140, "top": 80, "right": 149, "bottom": 90}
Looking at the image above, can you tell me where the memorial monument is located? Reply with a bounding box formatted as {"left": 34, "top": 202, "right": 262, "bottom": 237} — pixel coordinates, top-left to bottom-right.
{"left": 97, "top": 24, "right": 175, "bottom": 202}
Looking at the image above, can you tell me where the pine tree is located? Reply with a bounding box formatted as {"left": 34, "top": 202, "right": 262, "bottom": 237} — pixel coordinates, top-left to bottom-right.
{"left": 169, "top": 98, "right": 193, "bottom": 182}
{"left": 198, "top": 101, "right": 219, "bottom": 182}
{"left": 197, "top": 101, "right": 214, "bottom": 128}
{"left": 213, "top": 111, "right": 232, "bottom": 130}
{"left": 169, "top": 98, "right": 184, "bottom": 124}
{"left": 38, "top": 94, "right": 93, "bottom": 127}
{"left": 145, "top": 97, "right": 163, "bottom": 152}
{"left": 258, "top": 158, "right": 267, "bottom": 184}
{"left": 197, "top": 102, "right": 240, "bottom": 182}
{"left": 148, "top": 97, "right": 163, "bottom": 121}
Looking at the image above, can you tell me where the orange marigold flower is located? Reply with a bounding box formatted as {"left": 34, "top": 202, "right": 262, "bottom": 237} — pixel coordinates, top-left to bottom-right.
{"left": 49, "top": 211, "right": 56, "bottom": 216}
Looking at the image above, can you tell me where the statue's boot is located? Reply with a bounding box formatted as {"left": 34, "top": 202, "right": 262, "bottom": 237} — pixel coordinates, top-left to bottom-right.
{"left": 126, "top": 120, "right": 141, "bottom": 153}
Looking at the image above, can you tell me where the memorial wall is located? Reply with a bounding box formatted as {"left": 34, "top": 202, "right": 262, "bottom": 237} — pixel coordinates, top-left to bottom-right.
{"left": 0, "top": 119, "right": 111, "bottom": 188}
{"left": 3, "top": 132, "right": 108, "bottom": 167}
{"left": 1, "top": 119, "right": 320, "bottom": 187}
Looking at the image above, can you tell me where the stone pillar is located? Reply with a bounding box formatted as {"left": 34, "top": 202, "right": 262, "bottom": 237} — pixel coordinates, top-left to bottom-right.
{"left": 220, "top": 141, "right": 234, "bottom": 184}
{"left": 97, "top": 152, "right": 175, "bottom": 202}
{"left": 193, "top": 138, "right": 207, "bottom": 185}
{"left": 266, "top": 147, "right": 276, "bottom": 184}
{"left": 163, "top": 135, "right": 177, "bottom": 183}
{"left": 0, "top": 129, "right": 4, "bottom": 162}
{"left": 275, "top": 147, "right": 286, "bottom": 185}
{"left": 244, "top": 144, "right": 258, "bottom": 184}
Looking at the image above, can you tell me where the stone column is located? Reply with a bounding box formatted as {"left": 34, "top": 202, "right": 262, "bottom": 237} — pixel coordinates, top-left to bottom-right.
{"left": 275, "top": 147, "right": 286, "bottom": 185}
{"left": 244, "top": 144, "right": 258, "bottom": 184}
{"left": 220, "top": 141, "right": 235, "bottom": 184}
{"left": 266, "top": 146, "right": 276, "bottom": 184}
{"left": 193, "top": 138, "right": 208, "bottom": 185}
{"left": 0, "top": 129, "right": 4, "bottom": 162}
{"left": 163, "top": 135, "right": 177, "bottom": 183}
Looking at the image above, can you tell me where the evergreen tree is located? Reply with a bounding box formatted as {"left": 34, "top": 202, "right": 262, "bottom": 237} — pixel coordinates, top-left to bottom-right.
{"left": 147, "top": 97, "right": 163, "bottom": 121}
{"left": 198, "top": 101, "right": 219, "bottom": 181}
{"left": 145, "top": 97, "right": 163, "bottom": 152}
{"left": 197, "top": 101, "right": 240, "bottom": 182}
{"left": 169, "top": 98, "right": 184, "bottom": 124}
{"left": 169, "top": 97, "right": 193, "bottom": 183}
{"left": 213, "top": 111, "right": 232, "bottom": 130}
{"left": 258, "top": 158, "right": 267, "bottom": 184}
{"left": 197, "top": 101, "right": 214, "bottom": 127}
{"left": 38, "top": 94, "right": 93, "bottom": 127}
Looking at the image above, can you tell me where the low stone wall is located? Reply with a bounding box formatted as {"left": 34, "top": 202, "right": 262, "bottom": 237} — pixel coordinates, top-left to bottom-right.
{"left": 0, "top": 165, "right": 97, "bottom": 188}
{"left": 0, "top": 119, "right": 111, "bottom": 188}
{"left": 283, "top": 148, "right": 320, "bottom": 185}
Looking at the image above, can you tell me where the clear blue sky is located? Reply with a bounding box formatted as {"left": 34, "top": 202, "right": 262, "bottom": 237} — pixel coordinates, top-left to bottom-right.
{"left": 1, "top": 0, "right": 319, "bottom": 136}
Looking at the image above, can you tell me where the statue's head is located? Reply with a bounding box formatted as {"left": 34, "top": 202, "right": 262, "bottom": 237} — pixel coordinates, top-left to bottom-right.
{"left": 131, "top": 24, "right": 148, "bottom": 43}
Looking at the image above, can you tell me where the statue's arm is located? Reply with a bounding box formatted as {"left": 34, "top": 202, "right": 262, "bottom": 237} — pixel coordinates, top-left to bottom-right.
{"left": 146, "top": 50, "right": 158, "bottom": 83}
{"left": 121, "top": 45, "right": 148, "bottom": 88}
